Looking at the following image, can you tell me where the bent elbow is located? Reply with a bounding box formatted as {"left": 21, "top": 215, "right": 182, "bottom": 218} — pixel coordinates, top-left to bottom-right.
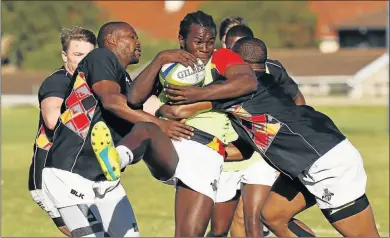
{"left": 245, "top": 76, "right": 258, "bottom": 94}
{"left": 45, "top": 121, "right": 57, "bottom": 131}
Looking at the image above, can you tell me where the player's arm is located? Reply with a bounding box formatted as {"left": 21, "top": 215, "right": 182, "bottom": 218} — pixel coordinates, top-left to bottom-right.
{"left": 86, "top": 50, "right": 194, "bottom": 140}
{"left": 38, "top": 74, "right": 70, "bottom": 130}
{"left": 128, "top": 49, "right": 198, "bottom": 108}
{"left": 156, "top": 102, "right": 213, "bottom": 120}
{"left": 270, "top": 60, "right": 306, "bottom": 105}
{"left": 165, "top": 49, "right": 257, "bottom": 104}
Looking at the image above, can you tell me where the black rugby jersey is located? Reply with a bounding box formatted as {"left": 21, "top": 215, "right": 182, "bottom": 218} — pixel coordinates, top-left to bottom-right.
{"left": 28, "top": 67, "right": 72, "bottom": 190}
{"left": 45, "top": 48, "right": 135, "bottom": 181}
{"left": 266, "top": 59, "right": 300, "bottom": 100}
{"left": 212, "top": 71, "right": 346, "bottom": 178}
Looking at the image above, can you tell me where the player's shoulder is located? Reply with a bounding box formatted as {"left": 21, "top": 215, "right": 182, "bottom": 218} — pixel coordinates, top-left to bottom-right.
{"left": 266, "top": 58, "right": 283, "bottom": 69}
{"left": 211, "top": 48, "right": 243, "bottom": 65}
{"left": 84, "top": 48, "right": 117, "bottom": 62}
{"left": 42, "top": 67, "right": 71, "bottom": 86}
{"left": 212, "top": 48, "right": 239, "bottom": 58}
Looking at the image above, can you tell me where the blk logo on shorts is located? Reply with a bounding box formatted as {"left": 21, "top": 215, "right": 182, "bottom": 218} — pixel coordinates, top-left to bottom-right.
{"left": 70, "top": 189, "right": 85, "bottom": 199}
{"left": 210, "top": 179, "right": 218, "bottom": 192}
{"left": 322, "top": 188, "right": 334, "bottom": 202}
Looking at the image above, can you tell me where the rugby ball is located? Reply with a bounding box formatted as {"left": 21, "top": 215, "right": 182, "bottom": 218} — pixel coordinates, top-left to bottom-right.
{"left": 159, "top": 59, "right": 206, "bottom": 87}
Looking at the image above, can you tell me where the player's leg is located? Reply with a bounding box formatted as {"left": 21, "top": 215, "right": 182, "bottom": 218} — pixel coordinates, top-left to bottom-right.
{"left": 30, "top": 189, "right": 71, "bottom": 237}
{"left": 208, "top": 170, "right": 242, "bottom": 237}
{"left": 92, "top": 182, "right": 140, "bottom": 237}
{"left": 260, "top": 174, "right": 316, "bottom": 237}
{"left": 171, "top": 139, "right": 225, "bottom": 237}
{"left": 58, "top": 205, "right": 106, "bottom": 237}
{"left": 175, "top": 180, "right": 215, "bottom": 237}
{"left": 208, "top": 193, "right": 240, "bottom": 237}
{"left": 299, "top": 139, "right": 379, "bottom": 237}
{"left": 230, "top": 196, "right": 246, "bottom": 237}
{"left": 92, "top": 121, "right": 179, "bottom": 181}
{"left": 240, "top": 160, "right": 278, "bottom": 237}
{"left": 241, "top": 184, "right": 270, "bottom": 237}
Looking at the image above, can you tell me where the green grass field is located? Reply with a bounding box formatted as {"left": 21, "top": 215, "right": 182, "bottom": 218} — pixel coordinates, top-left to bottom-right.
{"left": 1, "top": 106, "right": 389, "bottom": 237}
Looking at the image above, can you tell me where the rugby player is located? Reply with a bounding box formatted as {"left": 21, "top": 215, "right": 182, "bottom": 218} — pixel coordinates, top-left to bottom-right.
{"left": 219, "top": 16, "right": 246, "bottom": 49}
{"left": 28, "top": 26, "right": 96, "bottom": 237}
{"left": 119, "top": 11, "right": 258, "bottom": 237}
{"left": 208, "top": 24, "right": 308, "bottom": 237}
{"left": 40, "top": 21, "right": 198, "bottom": 237}
{"left": 161, "top": 37, "right": 379, "bottom": 237}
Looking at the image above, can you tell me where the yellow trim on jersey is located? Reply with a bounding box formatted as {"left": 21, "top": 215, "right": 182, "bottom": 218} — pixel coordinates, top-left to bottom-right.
{"left": 60, "top": 109, "right": 72, "bottom": 124}
{"left": 36, "top": 134, "right": 51, "bottom": 149}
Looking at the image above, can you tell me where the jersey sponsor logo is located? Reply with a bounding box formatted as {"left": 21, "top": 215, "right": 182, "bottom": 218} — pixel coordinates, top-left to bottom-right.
{"left": 70, "top": 188, "right": 85, "bottom": 199}
{"left": 60, "top": 72, "right": 97, "bottom": 139}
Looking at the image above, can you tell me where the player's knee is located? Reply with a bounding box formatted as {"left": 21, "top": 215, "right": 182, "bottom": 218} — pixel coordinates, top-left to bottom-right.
{"left": 321, "top": 194, "right": 370, "bottom": 224}
{"left": 57, "top": 226, "right": 72, "bottom": 237}
{"left": 133, "top": 121, "right": 159, "bottom": 134}
{"left": 260, "top": 208, "right": 287, "bottom": 230}
{"left": 207, "top": 230, "right": 229, "bottom": 237}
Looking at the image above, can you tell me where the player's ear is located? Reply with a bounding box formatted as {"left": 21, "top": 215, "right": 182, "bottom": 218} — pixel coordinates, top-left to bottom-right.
{"left": 178, "top": 35, "right": 184, "bottom": 49}
{"left": 106, "top": 33, "right": 116, "bottom": 45}
{"left": 61, "top": 51, "right": 67, "bottom": 63}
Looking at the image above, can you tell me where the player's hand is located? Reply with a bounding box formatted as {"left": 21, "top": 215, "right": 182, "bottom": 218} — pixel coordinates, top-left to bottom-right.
{"left": 157, "top": 49, "right": 198, "bottom": 68}
{"left": 156, "top": 119, "right": 194, "bottom": 140}
{"left": 156, "top": 104, "right": 178, "bottom": 120}
{"left": 165, "top": 84, "right": 204, "bottom": 105}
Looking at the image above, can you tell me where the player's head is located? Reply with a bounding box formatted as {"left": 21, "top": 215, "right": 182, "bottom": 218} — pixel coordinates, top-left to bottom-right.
{"left": 97, "top": 21, "right": 141, "bottom": 66}
{"left": 219, "top": 16, "right": 246, "bottom": 48}
{"left": 225, "top": 25, "right": 254, "bottom": 50}
{"left": 179, "top": 10, "right": 217, "bottom": 64}
{"left": 231, "top": 37, "right": 267, "bottom": 71}
{"left": 60, "top": 26, "right": 96, "bottom": 74}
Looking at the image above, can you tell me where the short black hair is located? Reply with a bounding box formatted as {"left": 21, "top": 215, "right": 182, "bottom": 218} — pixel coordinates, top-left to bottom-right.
{"left": 225, "top": 25, "right": 254, "bottom": 43}
{"left": 219, "top": 16, "right": 246, "bottom": 41}
{"left": 231, "top": 37, "right": 267, "bottom": 65}
{"left": 97, "top": 21, "right": 128, "bottom": 48}
{"left": 179, "top": 10, "right": 217, "bottom": 39}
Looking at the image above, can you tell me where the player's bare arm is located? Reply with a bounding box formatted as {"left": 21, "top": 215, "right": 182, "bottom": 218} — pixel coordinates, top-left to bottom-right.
{"left": 294, "top": 90, "right": 306, "bottom": 105}
{"left": 40, "top": 97, "right": 64, "bottom": 130}
{"left": 156, "top": 102, "right": 212, "bottom": 120}
{"left": 92, "top": 80, "right": 194, "bottom": 140}
{"left": 128, "top": 49, "right": 198, "bottom": 108}
{"left": 165, "top": 64, "right": 257, "bottom": 104}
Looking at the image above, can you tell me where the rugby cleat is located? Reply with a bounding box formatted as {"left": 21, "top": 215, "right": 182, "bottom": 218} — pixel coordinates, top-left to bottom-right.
{"left": 91, "top": 121, "right": 121, "bottom": 181}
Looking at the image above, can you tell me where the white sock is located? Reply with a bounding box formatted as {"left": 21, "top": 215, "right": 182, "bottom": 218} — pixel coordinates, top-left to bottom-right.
{"left": 116, "top": 145, "right": 134, "bottom": 169}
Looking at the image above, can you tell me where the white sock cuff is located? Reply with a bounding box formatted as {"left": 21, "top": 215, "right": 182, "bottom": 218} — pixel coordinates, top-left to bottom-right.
{"left": 116, "top": 145, "right": 134, "bottom": 169}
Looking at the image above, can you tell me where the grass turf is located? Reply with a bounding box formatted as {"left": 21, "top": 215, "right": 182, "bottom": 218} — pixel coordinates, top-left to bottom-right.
{"left": 1, "top": 106, "right": 388, "bottom": 237}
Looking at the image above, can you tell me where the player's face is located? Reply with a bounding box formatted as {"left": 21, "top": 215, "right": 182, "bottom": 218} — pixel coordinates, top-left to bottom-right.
{"left": 62, "top": 40, "right": 94, "bottom": 74}
{"left": 117, "top": 25, "right": 142, "bottom": 65}
{"left": 181, "top": 24, "right": 215, "bottom": 64}
{"left": 226, "top": 36, "right": 243, "bottom": 50}
{"left": 221, "top": 23, "right": 239, "bottom": 48}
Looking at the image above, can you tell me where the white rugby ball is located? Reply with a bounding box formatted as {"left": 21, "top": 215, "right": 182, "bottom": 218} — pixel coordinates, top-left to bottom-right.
{"left": 159, "top": 59, "right": 206, "bottom": 87}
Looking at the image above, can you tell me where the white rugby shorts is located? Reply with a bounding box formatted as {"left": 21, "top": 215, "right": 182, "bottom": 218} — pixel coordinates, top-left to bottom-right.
{"left": 164, "top": 139, "right": 225, "bottom": 202}
{"left": 298, "top": 139, "right": 367, "bottom": 209}
{"left": 42, "top": 168, "right": 139, "bottom": 237}
{"left": 216, "top": 159, "right": 278, "bottom": 203}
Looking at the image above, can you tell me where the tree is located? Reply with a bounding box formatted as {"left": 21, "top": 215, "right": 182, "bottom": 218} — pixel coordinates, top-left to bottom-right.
{"left": 2, "top": 1, "right": 105, "bottom": 70}
{"left": 199, "top": 1, "right": 317, "bottom": 48}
